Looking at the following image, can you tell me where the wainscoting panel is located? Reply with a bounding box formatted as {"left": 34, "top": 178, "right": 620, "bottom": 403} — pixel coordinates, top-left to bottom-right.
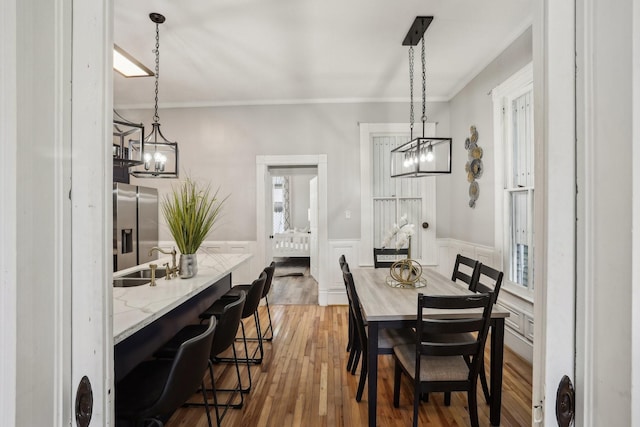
{"left": 176, "top": 240, "right": 259, "bottom": 285}
{"left": 437, "top": 238, "right": 533, "bottom": 362}
{"left": 499, "top": 299, "right": 526, "bottom": 336}
{"left": 326, "top": 240, "right": 359, "bottom": 305}
{"left": 524, "top": 314, "right": 535, "bottom": 342}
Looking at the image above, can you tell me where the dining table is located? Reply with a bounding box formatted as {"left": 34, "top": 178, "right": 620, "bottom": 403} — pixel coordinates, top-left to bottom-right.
{"left": 351, "top": 266, "right": 510, "bottom": 427}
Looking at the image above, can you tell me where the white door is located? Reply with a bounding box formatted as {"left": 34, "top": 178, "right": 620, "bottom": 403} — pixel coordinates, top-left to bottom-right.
{"left": 533, "top": 1, "right": 577, "bottom": 424}
{"left": 265, "top": 174, "right": 275, "bottom": 261}
{"left": 309, "top": 176, "right": 319, "bottom": 279}
{"left": 359, "top": 123, "right": 437, "bottom": 266}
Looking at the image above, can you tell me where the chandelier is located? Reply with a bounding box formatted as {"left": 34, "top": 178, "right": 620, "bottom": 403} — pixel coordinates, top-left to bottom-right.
{"left": 391, "top": 16, "right": 452, "bottom": 178}
{"left": 130, "top": 13, "right": 179, "bottom": 178}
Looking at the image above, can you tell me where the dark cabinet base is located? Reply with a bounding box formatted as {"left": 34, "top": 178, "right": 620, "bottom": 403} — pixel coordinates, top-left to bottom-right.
{"left": 114, "top": 273, "right": 232, "bottom": 382}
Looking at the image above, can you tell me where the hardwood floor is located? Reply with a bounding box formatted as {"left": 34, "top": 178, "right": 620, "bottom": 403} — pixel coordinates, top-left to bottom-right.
{"left": 166, "top": 305, "right": 532, "bottom": 427}
{"left": 268, "top": 258, "right": 318, "bottom": 305}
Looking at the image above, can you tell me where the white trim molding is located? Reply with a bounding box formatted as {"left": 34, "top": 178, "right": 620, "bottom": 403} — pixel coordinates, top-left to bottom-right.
{"left": 492, "top": 62, "right": 535, "bottom": 301}
{"left": 327, "top": 239, "right": 360, "bottom": 305}
{"left": 256, "top": 155, "right": 329, "bottom": 305}
{"left": 0, "top": 0, "right": 17, "bottom": 422}
{"left": 633, "top": 0, "right": 640, "bottom": 423}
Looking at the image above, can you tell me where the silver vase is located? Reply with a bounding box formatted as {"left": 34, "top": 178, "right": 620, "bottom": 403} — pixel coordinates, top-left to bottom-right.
{"left": 179, "top": 254, "right": 198, "bottom": 279}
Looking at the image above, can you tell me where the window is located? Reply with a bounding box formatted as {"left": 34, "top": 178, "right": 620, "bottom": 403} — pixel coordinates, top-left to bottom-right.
{"left": 272, "top": 176, "right": 289, "bottom": 234}
{"left": 493, "top": 64, "right": 534, "bottom": 293}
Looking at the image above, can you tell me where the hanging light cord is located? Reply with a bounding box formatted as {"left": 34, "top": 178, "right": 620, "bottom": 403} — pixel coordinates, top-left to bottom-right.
{"left": 152, "top": 21, "right": 161, "bottom": 125}
{"left": 421, "top": 35, "right": 426, "bottom": 136}
{"left": 408, "top": 46, "right": 414, "bottom": 140}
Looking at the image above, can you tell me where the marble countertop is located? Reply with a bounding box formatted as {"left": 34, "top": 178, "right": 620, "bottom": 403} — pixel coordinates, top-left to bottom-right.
{"left": 113, "top": 252, "right": 252, "bottom": 344}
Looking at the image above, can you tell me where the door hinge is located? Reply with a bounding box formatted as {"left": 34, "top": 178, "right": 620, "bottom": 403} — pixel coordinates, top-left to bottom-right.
{"left": 533, "top": 401, "right": 544, "bottom": 424}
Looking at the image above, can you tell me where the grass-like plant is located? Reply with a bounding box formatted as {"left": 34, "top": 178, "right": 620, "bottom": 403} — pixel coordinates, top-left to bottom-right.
{"left": 161, "top": 178, "right": 227, "bottom": 254}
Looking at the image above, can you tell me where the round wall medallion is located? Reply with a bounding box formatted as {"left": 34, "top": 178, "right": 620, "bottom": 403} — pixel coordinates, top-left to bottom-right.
{"left": 469, "top": 181, "right": 479, "bottom": 200}
{"left": 465, "top": 125, "right": 482, "bottom": 208}
{"left": 470, "top": 158, "right": 483, "bottom": 179}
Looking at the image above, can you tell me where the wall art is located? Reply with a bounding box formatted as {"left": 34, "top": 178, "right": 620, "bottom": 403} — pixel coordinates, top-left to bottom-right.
{"left": 464, "top": 125, "right": 483, "bottom": 208}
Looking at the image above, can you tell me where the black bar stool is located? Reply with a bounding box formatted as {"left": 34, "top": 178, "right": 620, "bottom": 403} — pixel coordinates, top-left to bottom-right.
{"left": 116, "top": 317, "right": 217, "bottom": 427}
{"left": 200, "top": 271, "right": 267, "bottom": 393}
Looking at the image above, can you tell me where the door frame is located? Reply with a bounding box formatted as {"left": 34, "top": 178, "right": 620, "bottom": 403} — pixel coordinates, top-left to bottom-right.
{"left": 532, "top": 0, "right": 577, "bottom": 424}
{"left": 633, "top": 0, "right": 640, "bottom": 423}
{"left": 256, "top": 155, "right": 328, "bottom": 305}
{"left": 359, "top": 123, "right": 437, "bottom": 266}
{"left": 1, "top": 0, "right": 113, "bottom": 424}
{"left": 0, "top": 0, "right": 17, "bottom": 423}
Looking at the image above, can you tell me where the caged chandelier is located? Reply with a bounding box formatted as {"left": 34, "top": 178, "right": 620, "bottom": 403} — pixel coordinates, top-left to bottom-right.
{"left": 390, "top": 17, "right": 452, "bottom": 178}
{"left": 130, "top": 12, "right": 179, "bottom": 178}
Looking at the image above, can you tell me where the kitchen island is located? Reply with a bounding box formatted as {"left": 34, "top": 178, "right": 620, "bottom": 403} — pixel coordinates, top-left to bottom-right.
{"left": 113, "top": 252, "right": 251, "bottom": 381}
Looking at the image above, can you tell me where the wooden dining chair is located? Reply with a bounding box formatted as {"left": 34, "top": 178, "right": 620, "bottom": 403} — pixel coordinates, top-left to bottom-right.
{"left": 469, "top": 263, "right": 504, "bottom": 403}
{"left": 373, "top": 248, "right": 409, "bottom": 268}
{"left": 339, "top": 255, "right": 356, "bottom": 356}
{"left": 393, "top": 293, "right": 494, "bottom": 427}
{"left": 451, "top": 253, "right": 481, "bottom": 289}
{"left": 343, "top": 265, "right": 416, "bottom": 402}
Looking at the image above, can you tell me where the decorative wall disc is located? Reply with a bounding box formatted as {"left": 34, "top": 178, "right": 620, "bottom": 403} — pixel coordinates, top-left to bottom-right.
{"left": 469, "top": 181, "right": 479, "bottom": 199}
{"left": 470, "top": 158, "right": 483, "bottom": 179}
{"left": 465, "top": 125, "right": 483, "bottom": 208}
{"left": 470, "top": 125, "right": 479, "bottom": 143}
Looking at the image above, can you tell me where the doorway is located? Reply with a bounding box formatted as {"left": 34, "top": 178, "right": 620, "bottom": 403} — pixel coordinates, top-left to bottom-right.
{"left": 267, "top": 166, "right": 319, "bottom": 305}
{"left": 256, "top": 155, "right": 329, "bottom": 305}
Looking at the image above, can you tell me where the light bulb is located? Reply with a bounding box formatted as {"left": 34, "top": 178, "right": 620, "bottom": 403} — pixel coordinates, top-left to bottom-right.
{"left": 419, "top": 148, "right": 426, "bottom": 163}
{"left": 403, "top": 158, "right": 411, "bottom": 168}
{"left": 153, "top": 152, "right": 163, "bottom": 162}
{"left": 143, "top": 153, "right": 152, "bottom": 170}
{"left": 426, "top": 145, "right": 434, "bottom": 162}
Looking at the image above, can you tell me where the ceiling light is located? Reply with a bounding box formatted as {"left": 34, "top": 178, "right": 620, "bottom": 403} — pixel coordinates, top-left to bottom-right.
{"left": 113, "top": 110, "right": 144, "bottom": 168}
{"left": 391, "top": 17, "right": 451, "bottom": 178}
{"left": 113, "top": 45, "right": 154, "bottom": 78}
{"left": 130, "top": 12, "right": 179, "bottom": 179}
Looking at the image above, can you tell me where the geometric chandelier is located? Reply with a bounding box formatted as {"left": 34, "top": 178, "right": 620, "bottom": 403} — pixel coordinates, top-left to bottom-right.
{"left": 391, "top": 16, "right": 452, "bottom": 178}
{"left": 131, "top": 13, "right": 179, "bottom": 178}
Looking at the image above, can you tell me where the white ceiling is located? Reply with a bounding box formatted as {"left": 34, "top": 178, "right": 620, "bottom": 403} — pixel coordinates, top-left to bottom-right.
{"left": 113, "top": 0, "right": 532, "bottom": 108}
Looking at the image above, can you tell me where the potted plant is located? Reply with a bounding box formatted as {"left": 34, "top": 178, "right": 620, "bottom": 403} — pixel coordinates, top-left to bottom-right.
{"left": 161, "top": 178, "right": 227, "bottom": 278}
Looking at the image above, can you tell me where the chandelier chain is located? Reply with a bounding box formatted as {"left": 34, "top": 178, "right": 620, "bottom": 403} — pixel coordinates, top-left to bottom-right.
{"left": 421, "top": 36, "right": 426, "bottom": 125}
{"left": 409, "top": 46, "right": 414, "bottom": 138}
{"left": 153, "top": 22, "right": 160, "bottom": 124}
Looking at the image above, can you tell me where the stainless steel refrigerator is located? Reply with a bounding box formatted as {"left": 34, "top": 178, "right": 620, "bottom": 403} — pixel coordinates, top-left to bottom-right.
{"left": 113, "top": 183, "right": 159, "bottom": 271}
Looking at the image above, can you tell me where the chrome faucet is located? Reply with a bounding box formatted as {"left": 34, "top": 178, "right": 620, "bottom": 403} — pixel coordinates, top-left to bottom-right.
{"left": 149, "top": 246, "right": 178, "bottom": 279}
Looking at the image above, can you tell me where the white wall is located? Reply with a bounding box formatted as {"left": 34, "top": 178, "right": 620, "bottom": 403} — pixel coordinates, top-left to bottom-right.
{"left": 121, "top": 101, "right": 450, "bottom": 242}
{"left": 443, "top": 28, "right": 533, "bottom": 246}
{"left": 290, "top": 174, "right": 312, "bottom": 230}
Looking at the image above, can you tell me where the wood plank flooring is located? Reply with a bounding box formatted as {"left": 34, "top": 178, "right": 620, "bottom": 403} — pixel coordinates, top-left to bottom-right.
{"left": 165, "top": 304, "right": 532, "bottom": 427}
{"left": 268, "top": 258, "right": 318, "bottom": 305}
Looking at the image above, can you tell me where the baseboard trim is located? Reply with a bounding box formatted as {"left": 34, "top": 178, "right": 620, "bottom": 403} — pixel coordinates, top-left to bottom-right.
{"left": 504, "top": 326, "right": 534, "bottom": 363}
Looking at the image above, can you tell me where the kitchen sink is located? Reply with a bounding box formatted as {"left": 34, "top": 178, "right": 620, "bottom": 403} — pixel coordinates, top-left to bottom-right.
{"left": 119, "top": 268, "right": 168, "bottom": 280}
{"left": 113, "top": 278, "right": 151, "bottom": 287}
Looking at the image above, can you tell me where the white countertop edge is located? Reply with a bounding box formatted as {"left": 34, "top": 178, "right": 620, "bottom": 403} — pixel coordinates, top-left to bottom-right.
{"left": 113, "top": 252, "right": 252, "bottom": 344}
